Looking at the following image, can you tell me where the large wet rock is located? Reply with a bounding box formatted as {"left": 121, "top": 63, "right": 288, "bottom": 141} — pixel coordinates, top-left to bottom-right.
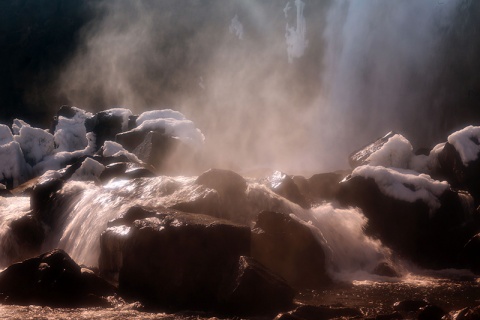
{"left": 306, "top": 171, "right": 348, "bottom": 202}
{"left": 438, "top": 141, "right": 480, "bottom": 204}
{"left": 0, "top": 249, "right": 115, "bottom": 307}
{"left": 85, "top": 109, "right": 131, "bottom": 152}
{"left": 337, "top": 173, "right": 477, "bottom": 269}
{"left": 251, "top": 211, "right": 331, "bottom": 290}
{"left": 461, "top": 233, "right": 480, "bottom": 274}
{"left": 101, "top": 208, "right": 251, "bottom": 310}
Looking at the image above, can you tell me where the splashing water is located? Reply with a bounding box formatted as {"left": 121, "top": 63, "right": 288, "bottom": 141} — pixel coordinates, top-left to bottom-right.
{"left": 37, "top": 177, "right": 389, "bottom": 278}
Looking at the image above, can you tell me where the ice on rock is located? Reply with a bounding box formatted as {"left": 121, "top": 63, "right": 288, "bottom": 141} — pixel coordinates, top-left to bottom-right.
{"left": 102, "top": 140, "right": 141, "bottom": 163}
{"left": 136, "top": 109, "right": 186, "bottom": 125}
{"left": 447, "top": 125, "right": 480, "bottom": 166}
{"left": 103, "top": 108, "right": 133, "bottom": 131}
{"left": 12, "top": 119, "right": 30, "bottom": 135}
{"left": 351, "top": 165, "right": 449, "bottom": 211}
{"left": 70, "top": 157, "right": 105, "bottom": 182}
{"left": 33, "top": 132, "right": 97, "bottom": 176}
{"left": 0, "top": 125, "right": 14, "bottom": 145}
{"left": 0, "top": 141, "right": 31, "bottom": 188}
{"left": 54, "top": 109, "right": 92, "bottom": 152}
{"left": 14, "top": 126, "right": 54, "bottom": 165}
{"left": 135, "top": 109, "right": 205, "bottom": 147}
{"left": 367, "top": 134, "right": 413, "bottom": 168}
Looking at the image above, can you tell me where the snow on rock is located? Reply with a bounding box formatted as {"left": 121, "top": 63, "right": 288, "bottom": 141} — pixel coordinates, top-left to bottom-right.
{"left": 14, "top": 126, "right": 54, "bottom": 166}
{"left": 12, "top": 119, "right": 30, "bottom": 135}
{"left": 134, "top": 109, "right": 204, "bottom": 147}
{"left": 366, "top": 134, "right": 413, "bottom": 168}
{"left": 447, "top": 125, "right": 480, "bottom": 166}
{"left": 70, "top": 157, "right": 105, "bottom": 182}
{"left": 102, "top": 140, "right": 141, "bottom": 163}
{"left": 351, "top": 165, "right": 449, "bottom": 211}
{"left": 103, "top": 108, "right": 133, "bottom": 131}
{"left": 136, "top": 109, "right": 186, "bottom": 125}
{"left": 54, "top": 109, "right": 92, "bottom": 152}
{"left": 0, "top": 125, "right": 14, "bottom": 145}
{"left": 33, "top": 132, "right": 97, "bottom": 176}
{"left": 0, "top": 141, "right": 31, "bottom": 188}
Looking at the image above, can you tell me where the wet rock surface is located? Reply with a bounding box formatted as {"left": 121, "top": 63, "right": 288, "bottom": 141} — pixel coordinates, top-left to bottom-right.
{"left": 104, "top": 209, "right": 252, "bottom": 310}
{"left": 0, "top": 249, "right": 114, "bottom": 307}
{"left": 251, "top": 211, "right": 331, "bottom": 290}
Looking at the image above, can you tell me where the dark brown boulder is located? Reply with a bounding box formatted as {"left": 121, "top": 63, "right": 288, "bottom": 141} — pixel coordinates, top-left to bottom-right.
{"left": 251, "top": 211, "right": 331, "bottom": 290}
{"left": 349, "top": 131, "right": 397, "bottom": 168}
{"left": 0, "top": 249, "right": 115, "bottom": 307}
{"left": 461, "top": 233, "right": 480, "bottom": 274}
{"left": 195, "top": 168, "right": 247, "bottom": 196}
{"left": 85, "top": 110, "right": 126, "bottom": 151}
{"left": 393, "top": 299, "right": 428, "bottom": 313}
{"left": 30, "top": 177, "right": 64, "bottom": 224}
{"left": 307, "top": 171, "right": 348, "bottom": 202}
{"left": 220, "top": 256, "right": 295, "bottom": 316}
{"left": 437, "top": 142, "right": 480, "bottom": 204}
{"left": 372, "top": 261, "right": 401, "bottom": 278}
{"left": 113, "top": 210, "right": 251, "bottom": 310}
{"left": 337, "top": 174, "right": 477, "bottom": 269}
{"left": 418, "top": 305, "right": 445, "bottom": 320}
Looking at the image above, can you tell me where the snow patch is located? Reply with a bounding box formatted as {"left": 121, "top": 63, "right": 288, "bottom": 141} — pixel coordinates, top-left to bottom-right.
{"left": 351, "top": 165, "right": 449, "bottom": 211}
{"left": 12, "top": 119, "right": 30, "bottom": 136}
{"left": 102, "top": 140, "right": 142, "bottom": 163}
{"left": 54, "top": 110, "right": 92, "bottom": 152}
{"left": 14, "top": 126, "right": 54, "bottom": 165}
{"left": 135, "top": 110, "right": 204, "bottom": 147}
{"left": 447, "top": 125, "right": 480, "bottom": 166}
{"left": 367, "top": 134, "right": 413, "bottom": 168}
{"left": 0, "top": 125, "right": 14, "bottom": 145}
{"left": 70, "top": 158, "right": 105, "bottom": 182}
{"left": 0, "top": 141, "right": 31, "bottom": 188}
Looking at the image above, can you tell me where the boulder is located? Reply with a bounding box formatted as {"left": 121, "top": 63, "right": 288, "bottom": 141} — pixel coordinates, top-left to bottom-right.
{"left": 307, "top": 171, "right": 348, "bottom": 202}
{"left": 30, "top": 177, "right": 64, "bottom": 224}
{"left": 372, "top": 261, "right": 401, "bottom": 278}
{"left": 195, "top": 168, "right": 247, "bottom": 195}
{"left": 337, "top": 173, "right": 477, "bottom": 268}
{"left": 104, "top": 209, "right": 251, "bottom": 310}
{"left": 461, "top": 233, "right": 480, "bottom": 274}
{"left": 266, "top": 171, "right": 309, "bottom": 208}
{"left": 438, "top": 141, "right": 480, "bottom": 203}
{"left": 251, "top": 211, "right": 331, "bottom": 290}
{"left": 220, "top": 256, "right": 295, "bottom": 316}
{"left": 0, "top": 249, "right": 115, "bottom": 307}
{"left": 85, "top": 110, "right": 128, "bottom": 151}
{"left": 116, "top": 130, "right": 194, "bottom": 173}
{"left": 349, "top": 131, "right": 397, "bottom": 168}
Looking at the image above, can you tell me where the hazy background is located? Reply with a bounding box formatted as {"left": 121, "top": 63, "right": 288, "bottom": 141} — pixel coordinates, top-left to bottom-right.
{"left": 1, "top": 0, "right": 479, "bottom": 174}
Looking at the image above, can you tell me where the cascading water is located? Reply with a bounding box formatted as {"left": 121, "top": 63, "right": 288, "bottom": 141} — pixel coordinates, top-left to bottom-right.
{"left": 37, "top": 176, "right": 389, "bottom": 279}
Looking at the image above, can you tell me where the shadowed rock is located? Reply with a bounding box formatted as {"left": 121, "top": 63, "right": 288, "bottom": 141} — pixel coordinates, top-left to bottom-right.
{"left": 0, "top": 249, "right": 115, "bottom": 307}
{"left": 251, "top": 211, "right": 331, "bottom": 290}
{"left": 103, "top": 209, "right": 251, "bottom": 310}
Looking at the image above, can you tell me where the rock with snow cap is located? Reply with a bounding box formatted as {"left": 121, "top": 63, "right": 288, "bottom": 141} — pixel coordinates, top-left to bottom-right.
{"left": 437, "top": 126, "right": 480, "bottom": 203}
{"left": 337, "top": 166, "right": 477, "bottom": 268}
{"left": 85, "top": 108, "right": 132, "bottom": 151}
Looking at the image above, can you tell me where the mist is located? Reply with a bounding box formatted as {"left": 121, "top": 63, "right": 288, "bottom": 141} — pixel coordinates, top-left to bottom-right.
{"left": 48, "top": 0, "right": 480, "bottom": 174}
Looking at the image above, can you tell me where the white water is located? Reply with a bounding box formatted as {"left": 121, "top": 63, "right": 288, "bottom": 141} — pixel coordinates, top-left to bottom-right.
{"left": 0, "top": 196, "right": 31, "bottom": 267}
{"left": 25, "top": 177, "right": 390, "bottom": 279}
